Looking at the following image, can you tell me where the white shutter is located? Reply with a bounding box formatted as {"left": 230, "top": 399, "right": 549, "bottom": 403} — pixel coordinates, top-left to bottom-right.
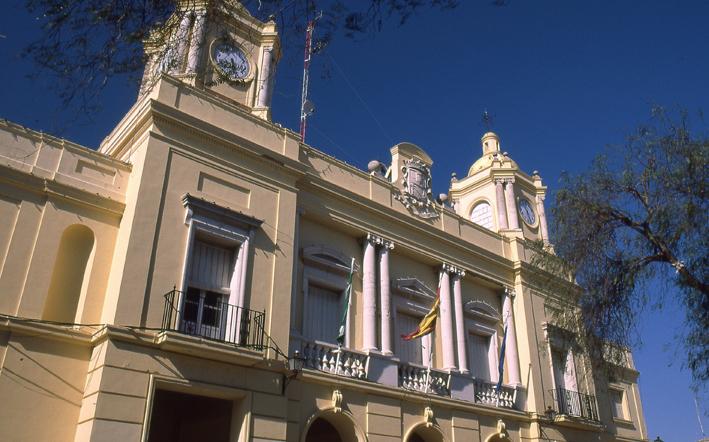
{"left": 306, "top": 285, "right": 341, "bottom": 344}
{"left": 395, "top": 312, "right": 423, "bottom": 365}
{"left": 468, "top": 333, "right": 491, "bottom": 380}
{"left": 189, "top": 240, "right": 235, "bottom": 292}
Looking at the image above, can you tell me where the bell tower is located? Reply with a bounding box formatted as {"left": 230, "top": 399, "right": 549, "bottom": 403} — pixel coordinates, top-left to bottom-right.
{"left": 141, "top": 0, "right": 280, "bottom": 120}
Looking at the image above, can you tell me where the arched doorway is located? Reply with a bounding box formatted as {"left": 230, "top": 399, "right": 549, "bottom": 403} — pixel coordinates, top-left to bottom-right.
{"left": 405, "top": 425, "right": 444, "bottom": 442}
{"left": 305, "top": 418, "right": 343, "bottom": 442}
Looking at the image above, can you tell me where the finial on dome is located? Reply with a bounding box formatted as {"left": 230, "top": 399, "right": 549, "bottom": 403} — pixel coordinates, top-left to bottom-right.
{"left": 481, "top": 132, "right": 501, "bottom": 156}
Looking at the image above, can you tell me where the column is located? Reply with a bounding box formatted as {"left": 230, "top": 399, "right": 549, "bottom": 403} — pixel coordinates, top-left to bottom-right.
{"left": 495, "top": 179, "right": 508, "bottom": 230}
{"left": 256, "top": 47, "right": 275, "bottom": 108}
{"left": 362, "top": 234, "right": 378, "bottom": 352}
{"left": 439, "top": 266, "right": 456, "bottom": 371}
{"left": 536, "top": 195, "right": 550, "bottom": 243}
{"left": 504, "top": 179, "right": 520, "bottom": 229}
{"left": 451, "top": 267, "right": 468, "bottom": 374}
{"left": 172, "top": 12, "right": 193, "bottom": 73}
{"left": 186, "top": 11, "right": 207, "bottom": 74}
{"left": 502, "top": 287, "right": 521, "bottom": 386}
{"left": 379, "top": 241, "right": 394, "bottom": 355}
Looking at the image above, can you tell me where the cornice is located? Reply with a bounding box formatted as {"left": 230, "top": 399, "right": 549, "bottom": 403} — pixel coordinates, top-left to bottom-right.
{"left": 0, "top": 119, "right": 130, "bottom": 170}
{"left": 0, "top": 163, "right": 126, "bottom": 217}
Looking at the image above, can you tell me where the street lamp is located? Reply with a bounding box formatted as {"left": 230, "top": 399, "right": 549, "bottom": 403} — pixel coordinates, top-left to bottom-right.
{"left": 544, "top": 406, "right": 557, "bottom": 421}
{"left": 282, "top": 350, "right": 306, "bottom": 395}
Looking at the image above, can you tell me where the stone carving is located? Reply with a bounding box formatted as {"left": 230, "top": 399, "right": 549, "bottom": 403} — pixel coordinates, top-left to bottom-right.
{"left": 484, "top": 419, "right": 511, "bottom": 442}
{"left": 395, "top": 157, "right": 439, "bottom": 219}
{"left": 424, "top": 406, "right": 434, "bottom": 428}
{"left": 332, "top": 389, "right": 343, "bottom": 414}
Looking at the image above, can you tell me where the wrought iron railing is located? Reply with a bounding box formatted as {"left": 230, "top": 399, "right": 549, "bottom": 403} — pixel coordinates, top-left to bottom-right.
{"left": 162, "top": 289, "right": 265, "bottom": 350}
{"left": 549, "top": 388, "right": 600, "bottom": 422}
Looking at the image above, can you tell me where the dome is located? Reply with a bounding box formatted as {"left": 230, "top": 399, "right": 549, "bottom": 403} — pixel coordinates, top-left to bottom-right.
{"left": 467, "top": 152, "right": 518, "bottom": 176}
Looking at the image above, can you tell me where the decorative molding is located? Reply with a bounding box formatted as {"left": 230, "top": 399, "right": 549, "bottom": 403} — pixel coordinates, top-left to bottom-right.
{"left": 484, "top": 419, "right": 511, "bottom": 442}
{"left": 504, "top": 286, "right": 517, "bottom": 299}
{"left": 332, "top": 389, "right": 343, "bottom": 414}
{"left": 393, "top": 277, "right": 436, "bottom": 301}
{"left": 182, "top": 193, "right": 263, "bottom": 230}
{"left": 367, "top": 233, "right": 394, "bottom": 250}
{"left": 464, "top": 299, "right": 501, "bottom": 321}
{"left": 302, "top": 245, "right": 356, "bottom": 274}
{"left": 442, "top": 263, "right": 466, "bottom": 277}
{"left": 394, "top": 157, "right": 439, "bottom": 219}
{"left": 424, "top": 406, "right": 434, "bottom": 428}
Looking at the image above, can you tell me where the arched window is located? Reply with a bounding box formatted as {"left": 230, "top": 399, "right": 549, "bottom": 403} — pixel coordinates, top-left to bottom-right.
{"left": 470, "top": 202, "right": 493, "bottom": 230}
{"left": 43, "top": 224, "right": 95, "bottom": 323}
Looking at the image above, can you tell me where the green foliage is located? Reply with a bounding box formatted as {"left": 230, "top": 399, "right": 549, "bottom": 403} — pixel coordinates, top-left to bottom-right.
{"left": 534, "top": 108, "right": 708, "bottom": 387}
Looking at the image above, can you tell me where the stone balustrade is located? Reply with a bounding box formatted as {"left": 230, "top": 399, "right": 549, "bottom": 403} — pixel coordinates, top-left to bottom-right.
{"left": 295, "top": 338, "right": 518, "bottom": 410}
{"left": 300, "top": 341, "right": 367, "bottom": 380}
{"left": 473, "top": 378, "right": 517, "bottom": 409}
{"left": 398, "top": 363, "right": 451, "bottom": 397}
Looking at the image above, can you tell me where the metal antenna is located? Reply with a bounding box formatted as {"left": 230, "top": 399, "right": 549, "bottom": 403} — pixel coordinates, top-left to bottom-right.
{"left": 299, "top": 12, "right": 322, "bottom": 143}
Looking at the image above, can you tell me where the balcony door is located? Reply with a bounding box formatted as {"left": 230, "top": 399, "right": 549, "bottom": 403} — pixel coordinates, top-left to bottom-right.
{"left": 305, "top": 284, "right": 343, "bottom": 345}
{"left": 182, "top": 239, "right": 236, "bottom": 339}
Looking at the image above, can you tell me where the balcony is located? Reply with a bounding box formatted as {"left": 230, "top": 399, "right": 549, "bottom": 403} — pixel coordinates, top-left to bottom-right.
{"left": 549, "top": 388, "right": 600, "bottom": 422}
{"left": 293, "top": 338, "right": 519, "bottom": 410}
{"left": 162, "top": 289, "right": 266, "bottom": 350}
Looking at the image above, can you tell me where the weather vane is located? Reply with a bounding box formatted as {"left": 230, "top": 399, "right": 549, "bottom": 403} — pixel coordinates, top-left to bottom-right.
{"left": 481, "top": 109, "right": 494, "bottom": 132}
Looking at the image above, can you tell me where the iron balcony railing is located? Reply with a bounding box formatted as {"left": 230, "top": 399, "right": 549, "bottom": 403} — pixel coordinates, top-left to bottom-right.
{"left": 162, "top": 289, "right": 265, "bottom": 350}
{"left": 549, "top": 388, "right": 600, "bottom": 422}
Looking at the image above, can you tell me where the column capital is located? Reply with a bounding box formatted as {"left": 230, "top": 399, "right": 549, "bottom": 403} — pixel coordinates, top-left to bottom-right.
{"left": 504, "top": 286, "right": 517, "bottom": 299}
{"left": 367, "top": 233, "right": 394, "bottom": 250}
{"left": 442, "top": 263, "right": 466, "bottom": 277}
{"left": 494, "top": 178, "right": 507, "bottom": 185}
{"left": 504, "top": 177, "right": 516, "bottom": 184}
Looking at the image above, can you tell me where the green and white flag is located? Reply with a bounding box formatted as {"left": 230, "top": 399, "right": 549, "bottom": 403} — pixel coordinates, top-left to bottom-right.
{"left": 336, "top": 257, "right": 355, "bottom": 345}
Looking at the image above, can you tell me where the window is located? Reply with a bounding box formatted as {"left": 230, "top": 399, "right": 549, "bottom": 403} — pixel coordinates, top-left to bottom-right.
{"left": 468, "top": 333, "right": 492, "bottom": 380}
{"left": 610, "top": 388, "right": 627, "bottom": 420}
{"left": 306, "top": 284, "right": 343, "bottom": 344}
{"left": 464, "top": 300, "right": 501, "bottom": 383}
{"left": 551, "top": 347, "right": 578, "bottom": 392}
{"left": 299, "top": 246, "right": 354, "bottom": 348}
{"left": 395, "top": 311, "right": 427, "bottom": 365}
{"left": 392, "top": 278, "right": 436, "bottom": 366}
{"left": 470, "top": 202, "right": 493, "bottom": 230}
{"left": 180, "top": 194, "right": 262, "bottom": 343}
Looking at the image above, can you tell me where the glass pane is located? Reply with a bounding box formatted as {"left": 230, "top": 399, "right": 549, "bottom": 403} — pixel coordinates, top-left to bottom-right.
{"left": 611, "top": 389, "right": 625, "bottom": 418}
{"left": 471, "top": 202, "right": 493, "bottom": 229}
{"left": 201, "top": 291, "right": 224, "bottom": 328}
{"left": 183, "top": 287, "right": 200, "bottom": 322}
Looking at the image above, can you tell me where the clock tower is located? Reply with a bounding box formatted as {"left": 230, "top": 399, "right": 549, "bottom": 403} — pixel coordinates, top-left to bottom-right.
{"left": 141, "top": 0, "right": 280, "bottom": 120}
{"left": 449, "top": 132, "right": 550, "bottom": 243}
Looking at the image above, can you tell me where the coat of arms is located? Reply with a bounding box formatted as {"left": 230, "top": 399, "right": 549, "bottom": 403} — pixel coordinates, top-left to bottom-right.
{"left": 395, "top": 158, "right": 439, "bottom": 219}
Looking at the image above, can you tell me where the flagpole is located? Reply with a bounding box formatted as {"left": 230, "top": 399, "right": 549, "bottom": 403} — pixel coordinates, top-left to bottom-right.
{"left": 425, "top": 341, "right": 432, "bottom": 395}
{"left": 335, "top": 344, "right": 342, "bottom": 375}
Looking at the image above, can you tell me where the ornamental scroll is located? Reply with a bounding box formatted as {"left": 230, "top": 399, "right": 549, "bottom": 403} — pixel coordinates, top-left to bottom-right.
{"left": 395, "top": 157, "right": 439, "bottom": 219}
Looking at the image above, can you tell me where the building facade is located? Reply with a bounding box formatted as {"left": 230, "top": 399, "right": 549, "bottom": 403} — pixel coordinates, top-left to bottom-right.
{"left": 0, "top": 1, "right": 648, "bottom": 441}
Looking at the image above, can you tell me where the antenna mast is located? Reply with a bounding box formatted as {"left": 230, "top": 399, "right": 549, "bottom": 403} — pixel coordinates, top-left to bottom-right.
{"left": 299, "top": 13, "right": 321, "bottom": 143}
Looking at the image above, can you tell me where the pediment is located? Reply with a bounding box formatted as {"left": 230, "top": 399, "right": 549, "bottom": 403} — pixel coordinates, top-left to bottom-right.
{"left": 465, "top": 299, "right": 500, "bottom": 322}
{"left": 393, "top": 277, "right": 436, "bottom": 301}
{"left": 302, "top": 245, "right": 354, "bottom": 274}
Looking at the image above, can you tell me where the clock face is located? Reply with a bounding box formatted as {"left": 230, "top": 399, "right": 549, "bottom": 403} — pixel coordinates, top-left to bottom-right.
{"left": 212, "top": 42, "right": 250, "bottom": 81}
{"left": 518, "top": 198, "right": 536, "bottom": 226}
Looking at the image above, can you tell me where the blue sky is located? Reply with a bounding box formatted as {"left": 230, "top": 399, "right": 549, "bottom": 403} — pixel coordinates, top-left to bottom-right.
{"left": 1, "top": 0, "right": 707, "bottom": 440}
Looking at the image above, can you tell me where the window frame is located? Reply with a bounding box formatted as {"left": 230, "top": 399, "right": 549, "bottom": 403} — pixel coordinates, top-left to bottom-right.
{"left": 179, "top": 194, "right": 262, "bottom": 343}
{"left": 392, "top": 277, "right": 437, "bottom": 367}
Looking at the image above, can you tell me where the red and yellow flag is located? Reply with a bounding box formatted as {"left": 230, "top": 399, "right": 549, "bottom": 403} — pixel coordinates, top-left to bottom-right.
{"left": 401, "top": 274, "right": 441, "bottom": 341}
